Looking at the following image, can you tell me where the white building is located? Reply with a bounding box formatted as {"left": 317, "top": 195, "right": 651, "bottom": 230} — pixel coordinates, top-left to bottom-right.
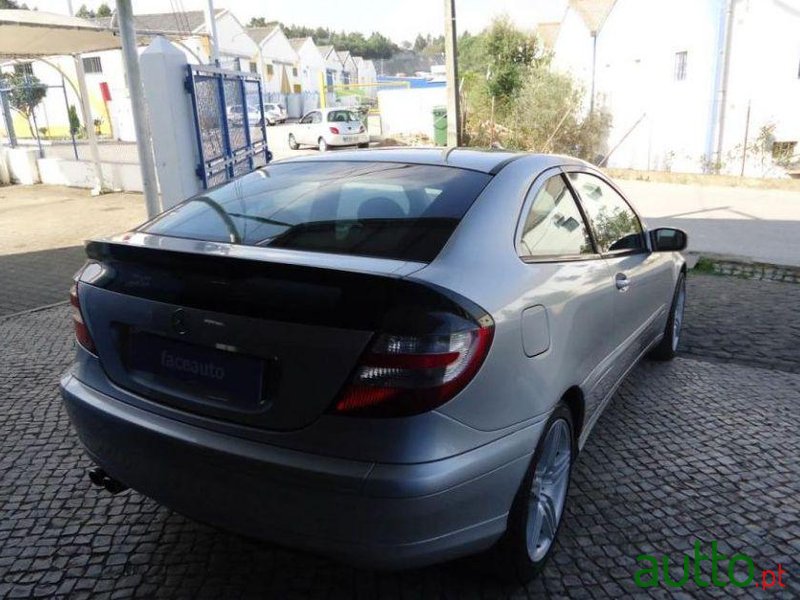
{"left": 543, "top": 0, "right": 800, "bottom": 175}
{"left": 337, "top": 50, "right": 357, "bottom": 85}
{"left": 248, "top": 25, "right": 300, "bottom": 94}
{"left": 318, "top": 45, "right": 343, "bottom": 88}
{"left": 290, "top": 37, "right": 325, "bottom": 95}
{"left": 1, "top": 9, "right": 261, "bottom": 142}
{"left": 353, "top": 56, "right": 378, "bottom": 97}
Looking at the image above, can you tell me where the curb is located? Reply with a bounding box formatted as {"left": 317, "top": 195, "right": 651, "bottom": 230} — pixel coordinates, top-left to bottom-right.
{"left": 0, "top": 301, "right": 69, "bottom": 322}
{"left": 691, "top": 255, "right": 800, "bottom": 284}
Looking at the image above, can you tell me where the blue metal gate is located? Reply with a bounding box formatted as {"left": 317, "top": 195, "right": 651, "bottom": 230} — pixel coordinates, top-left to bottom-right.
{"left": 185, "top": 64, "right": 272, "bottom": 189}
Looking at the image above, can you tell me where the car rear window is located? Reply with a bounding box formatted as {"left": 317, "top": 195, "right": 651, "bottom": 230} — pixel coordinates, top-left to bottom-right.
{"left": 327, "top": 110, "right": 359, "bottom": 122}
{"left": 140, "top": 161, "right": 492, "bottom": 262}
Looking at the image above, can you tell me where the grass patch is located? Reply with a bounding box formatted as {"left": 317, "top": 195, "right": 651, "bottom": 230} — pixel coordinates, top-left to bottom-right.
{"left": 691, "top": 257, "right": 718, "bottom": 276}
{"left": 603, "top": 168, "right": 800, "bottom": 191}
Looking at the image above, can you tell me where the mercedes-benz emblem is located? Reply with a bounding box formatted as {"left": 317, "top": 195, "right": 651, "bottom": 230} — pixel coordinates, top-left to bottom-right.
{"left": 171, "top": 309, "right": 189, "bottom": 335}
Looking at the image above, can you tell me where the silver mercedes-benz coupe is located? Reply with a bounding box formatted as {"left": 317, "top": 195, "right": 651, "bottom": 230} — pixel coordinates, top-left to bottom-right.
{"left": 61, "top": 149, "right": 687, "bottom": 579}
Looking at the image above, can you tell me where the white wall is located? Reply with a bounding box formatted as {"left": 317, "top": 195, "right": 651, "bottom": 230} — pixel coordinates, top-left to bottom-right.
{"left": 595, "top": 0, "right": 723, "bottom": 172}
{"left": 378, "top": 87, "right": 447, "bottom": 137}
{"left": 296, "top": 40, "right": 325, "bottom": 95}
{"left": 721, "top": 0, "right": 800, "bottom": 176}
{"left": 214, "top": 12, "right": 258, "bottom": 65}
{"left": 38, "top": 157, "right": 143, "bottom": 191}
{"left": 551, "top": 8, "right": 594, "bottom": 99}
{"left": 260, "top": 29, "right": 300, "bottom": 93}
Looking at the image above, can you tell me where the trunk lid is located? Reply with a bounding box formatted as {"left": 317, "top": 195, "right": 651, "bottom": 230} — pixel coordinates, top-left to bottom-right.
{"left": 79, "top": 239, "right": 441, "bottom": 431}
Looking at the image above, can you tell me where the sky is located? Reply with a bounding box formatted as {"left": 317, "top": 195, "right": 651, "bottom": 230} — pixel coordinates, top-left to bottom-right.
{"left": 22, "top": 0, "right": 567, "bottom": 43}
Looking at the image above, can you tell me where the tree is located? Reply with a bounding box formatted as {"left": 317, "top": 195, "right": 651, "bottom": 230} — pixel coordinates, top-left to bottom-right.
{"left": 96, "top": 3, "right": 112, "bottom": 17}
{"left": 68, "top": 104, "right": 82, "bottom": 137}
{"left": 248, "top": 17, "right": 269, "bottom": 27}
{"left": 0, "top": 73, "right": 48, "bottom": 137}
{"left": 459, "top": 18, "right": 611, "bottom": 162}
{"left": 75, "top": 4, "right": 94, "bottom": 18}
{"left": 484, "top": 17, "right": 542, "bottom": 99}
{"left": 0, "top": 0, "right": 29, "bottom": 8}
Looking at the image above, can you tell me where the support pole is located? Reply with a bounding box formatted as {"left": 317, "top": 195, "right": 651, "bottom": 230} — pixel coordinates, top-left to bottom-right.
{"left": 73, "top": 54, "right": 109, "bottom": 194}
{"left": 714, "top": 0, "right": 736, "bottom": 171}
{"left": 116, "top": 0, "right": 161, "bottom": 217}
{"left": 203, "top": 0, "right": 221, "bottom": 66}
{"left": 740, "top": 100, "right": 751, "bottom": 177}
{"left": 443, "top": 0, "right": 461, "bottom": 147}
{"left": 1, "top": 87, "right": 17, "bottom": 147}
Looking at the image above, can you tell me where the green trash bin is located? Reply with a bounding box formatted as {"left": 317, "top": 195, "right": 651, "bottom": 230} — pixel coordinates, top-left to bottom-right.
{"left": 432, "top": 106, "right": 447, "bottom": 146}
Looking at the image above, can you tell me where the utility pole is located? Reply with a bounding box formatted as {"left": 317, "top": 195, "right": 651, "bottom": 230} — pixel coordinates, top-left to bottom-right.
{"left": 116, "top": 0, "right": 161, "bottom": 217}
{"left": 714, "top": 0, "right": 736, "bottom": 172}
{"left": 443, "top": 0, "right": 461, "bottom": 147}
{"left": 203, "top": 0, "right": 221, "bottom": 66}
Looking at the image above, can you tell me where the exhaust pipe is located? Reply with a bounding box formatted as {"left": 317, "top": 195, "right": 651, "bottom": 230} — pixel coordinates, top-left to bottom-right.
{"left": 87, "top": 466, "right": 129, "bottom": 494}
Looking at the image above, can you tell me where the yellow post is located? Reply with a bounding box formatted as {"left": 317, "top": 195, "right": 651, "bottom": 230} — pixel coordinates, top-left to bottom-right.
{"left": 319, "top": 71, "right": 327, "bottom": 108}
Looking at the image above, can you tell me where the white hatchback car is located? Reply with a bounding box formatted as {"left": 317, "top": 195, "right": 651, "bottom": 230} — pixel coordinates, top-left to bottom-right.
{"left": 288, "top": 108, "right": 369, "bottom": 152}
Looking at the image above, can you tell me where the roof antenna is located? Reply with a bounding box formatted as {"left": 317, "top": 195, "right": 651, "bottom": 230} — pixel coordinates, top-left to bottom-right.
{"left": 441, "top": 146, "right": 457, "bottom": 163}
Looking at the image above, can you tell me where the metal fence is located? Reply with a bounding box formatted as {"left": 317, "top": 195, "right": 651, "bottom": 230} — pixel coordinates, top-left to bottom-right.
{"left": 185, "top": 64, "right": 271, "bottom": 189}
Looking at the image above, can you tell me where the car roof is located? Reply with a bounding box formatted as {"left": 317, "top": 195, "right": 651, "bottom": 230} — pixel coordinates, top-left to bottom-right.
{"left": 274, "top": 148, "right": 591, "bottom": 175}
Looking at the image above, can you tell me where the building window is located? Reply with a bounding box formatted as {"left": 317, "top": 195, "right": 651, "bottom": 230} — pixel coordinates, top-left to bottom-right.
{"left": 292, "top": 67, "right": 298, "bottom": 77}
{"left": 293, "top": 84, "right": 302, "bottom": 93}
{"left": 266, "top": 64, "right": 274, "bottom": 77}
{"left": 82, "top": 56, "right": 103, "bottom": 74}
{"left": 674, "top": 51, "right": 688, "bottom": 81}
{"left": 249, "top": 61, "right": 258, "bottom": 73}
{"left": 13, "top": 62, "right": 33, "bottom": 77}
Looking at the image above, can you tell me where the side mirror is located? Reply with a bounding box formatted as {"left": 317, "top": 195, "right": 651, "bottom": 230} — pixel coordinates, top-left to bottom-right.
{"left": 650, "top": 228, "right": 688, "bottom": 252}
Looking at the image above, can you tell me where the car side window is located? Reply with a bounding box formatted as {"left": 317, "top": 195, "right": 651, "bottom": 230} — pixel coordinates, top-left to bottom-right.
{"left": 519, "top": 174, "right": 594, "bottom": 259}
{"left": 311, "top": 112, "right": 322, "bottom": 124}
{"left": 567, "top": 172, "right": 645, "bottom": 254}
{"left": 300, "top": 113, "right": 312, "bottom": 124}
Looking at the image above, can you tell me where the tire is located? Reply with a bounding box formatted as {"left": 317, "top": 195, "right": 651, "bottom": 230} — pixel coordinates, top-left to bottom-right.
{"left": 648, "top": 271, "right": 686, "bottom": 361}
{"left": 288, "top": 134, "right": 299, "bottom": 150}
{"left": 318, "top": 137, "right": 328, "bottom": 152}
{"left": 358, "top": 142, "right": 369, "bottom": 149}
{"left": 490, "top": 402, "right": 575, "bottom": 582}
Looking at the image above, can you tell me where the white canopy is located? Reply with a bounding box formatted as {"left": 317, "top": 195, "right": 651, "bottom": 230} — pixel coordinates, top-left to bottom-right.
{"left": 0, "top": 10, "right": 121, "bottom": 57}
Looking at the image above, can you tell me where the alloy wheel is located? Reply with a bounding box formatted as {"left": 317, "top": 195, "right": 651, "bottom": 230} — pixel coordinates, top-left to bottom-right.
{"left": 671, "top": 279, "right": 686, "bottom": 351}
{"left": 526, "top": 419, "right": 572, "bottom": 562}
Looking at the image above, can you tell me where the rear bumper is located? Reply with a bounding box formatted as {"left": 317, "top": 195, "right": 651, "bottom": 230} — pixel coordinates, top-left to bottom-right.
{"left": 60, "top": 374, "right": 541, "bottom": 569}
{"left": 326, "top": 132, "right": 369, "bottom": 146}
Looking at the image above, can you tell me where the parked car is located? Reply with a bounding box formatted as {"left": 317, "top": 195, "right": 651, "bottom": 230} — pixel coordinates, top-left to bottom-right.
{"left": 61, "top": 150, "right": 687, "bottom": 579}
{"left": 288, "top": 107, "right": 369, "bottom": 152}
{"left": 263, "top": 102, "right": 287, "bottom": 126}
{"left": 226, "top": 103, "right": 263, "bottom": 127}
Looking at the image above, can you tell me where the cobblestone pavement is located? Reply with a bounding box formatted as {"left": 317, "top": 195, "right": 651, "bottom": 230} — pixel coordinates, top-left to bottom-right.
{"left": 2, "top": 276, "right": 800, "bottom": 599}
{"left": 0, "top": 247, "right": 84, "bottom": 317}
{"left": 680, "top": 274, "right": 800, "bottom": 373}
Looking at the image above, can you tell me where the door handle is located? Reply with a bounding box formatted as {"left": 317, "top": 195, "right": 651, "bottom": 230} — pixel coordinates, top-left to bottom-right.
{"left": 615, "top": 273, "right": 630, "bottom": 291}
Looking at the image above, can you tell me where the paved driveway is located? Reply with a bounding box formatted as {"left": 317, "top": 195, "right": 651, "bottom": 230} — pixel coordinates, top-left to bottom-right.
{"left": 618, "top": 179, "right": 800, "bottom": 267}
{"left": 1, "top": 274, "right": 799, "bottom": 599}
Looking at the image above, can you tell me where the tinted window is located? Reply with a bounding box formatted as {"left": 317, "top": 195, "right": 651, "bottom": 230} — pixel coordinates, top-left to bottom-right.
{"left": 568, "top": 172, "right": 644, "bottom": 253}
{"left": 519, "top": 175, "right": 593, "bottom": 258}
{"left": 327, "top": 110, "right": 359, "bottom": 122}
{"left": 141, "top": 162, "right": 492, "bottom": 262}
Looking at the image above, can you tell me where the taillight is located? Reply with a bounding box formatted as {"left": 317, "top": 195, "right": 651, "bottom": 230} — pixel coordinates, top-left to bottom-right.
{"left": 70, "top": 282, "right": 96, "bottom": 354}
{"left": 329, "top": 126, "right": 340, "bottom": 134}
{"left": 333, "top": 320, "right": 494, "bottom": 417}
